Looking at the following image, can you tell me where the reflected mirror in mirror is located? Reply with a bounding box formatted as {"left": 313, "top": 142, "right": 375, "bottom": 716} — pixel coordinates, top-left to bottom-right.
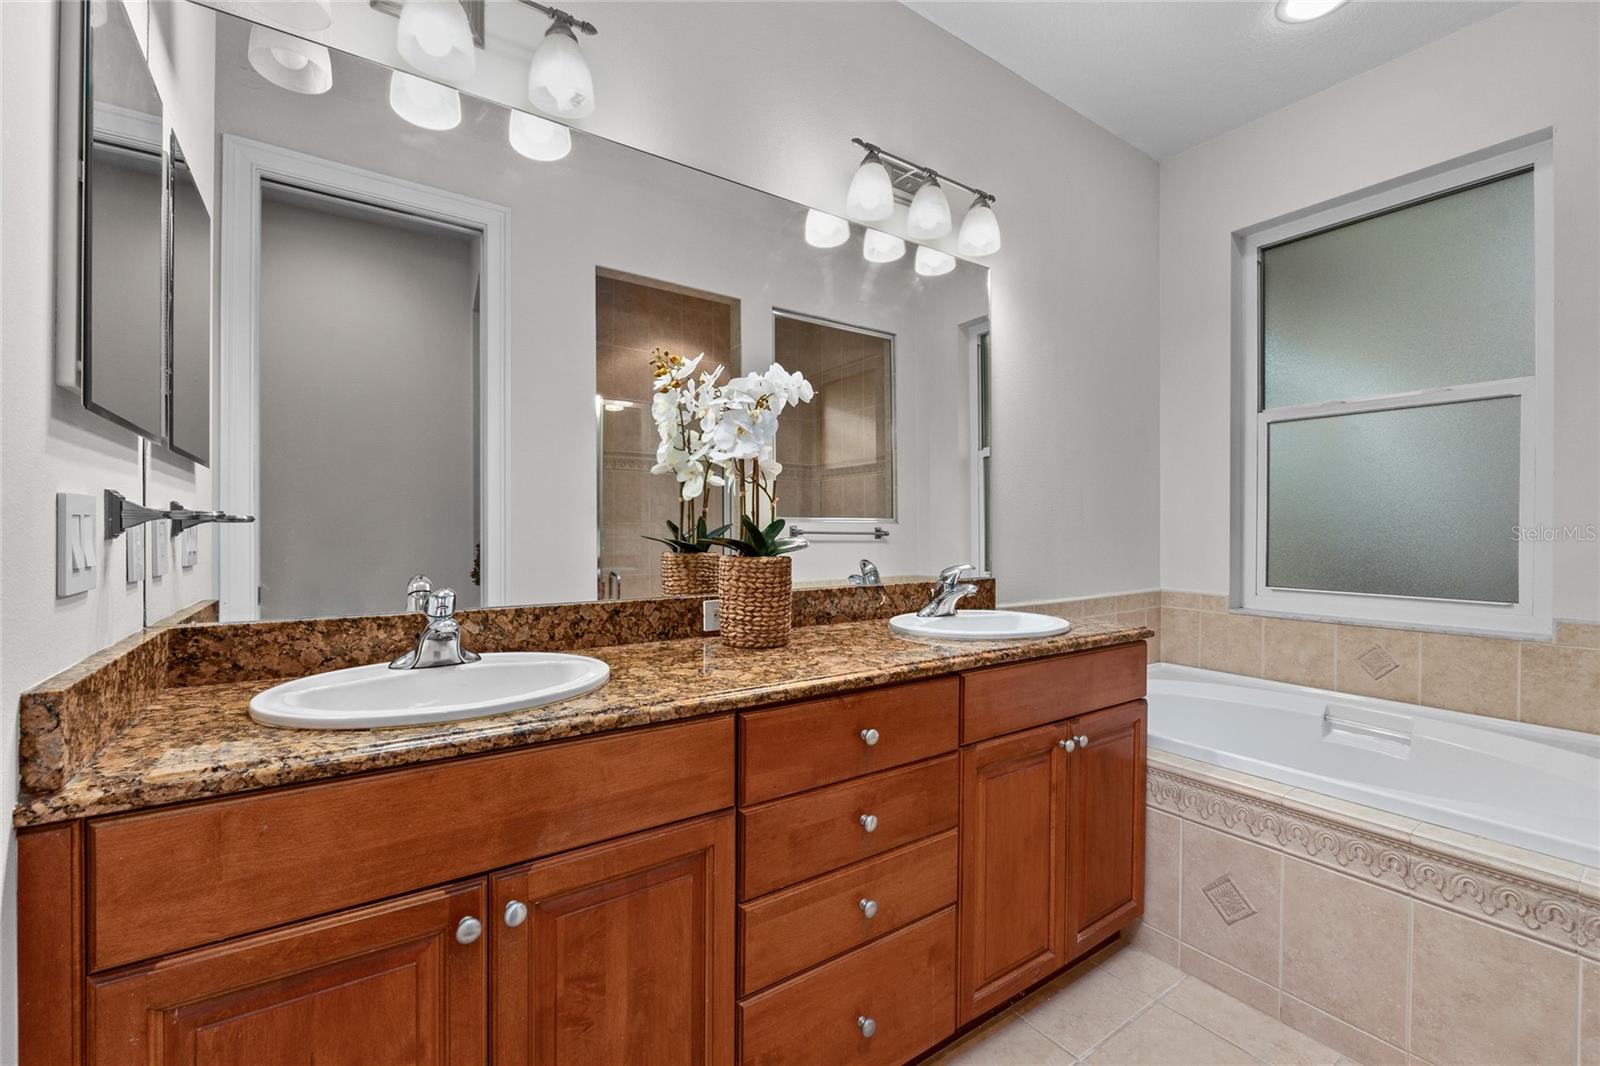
{"left": 193, "top": 4, "right": 989, "bottom": 621}
{"left": 84, "top": 0, "right": 165, "bottom": 438}
{"left": 167, "top": 134, "right": 211, "bottom": 464}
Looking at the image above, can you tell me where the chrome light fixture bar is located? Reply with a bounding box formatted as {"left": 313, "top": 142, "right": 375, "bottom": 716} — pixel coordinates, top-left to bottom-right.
{"left": 849, "top": 138, "right": 996, "bottom": 215}
{"left": 849, "top": 138, "right": 1001, "bottom": 255}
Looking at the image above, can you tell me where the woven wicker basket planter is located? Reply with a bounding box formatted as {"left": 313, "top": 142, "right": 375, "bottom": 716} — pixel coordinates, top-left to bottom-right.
{"left": 660, "top": 551, "right": 719, "bottom": 596}
{"left": 717, "top": 555, "right": 793, "bottom": 649}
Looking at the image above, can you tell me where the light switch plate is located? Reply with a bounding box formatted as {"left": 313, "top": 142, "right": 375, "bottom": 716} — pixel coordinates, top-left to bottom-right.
{"left": 181, "top": 526, "right": 197, "bottom": 569}
{"left": 126, "top": 524, "right": 146, "bottom": 584}
{"left": 702, "top": 597, "right": 721, "bottom": 633}
{"left": 56, "top": 492, "right": 98, "bottom": 597}
{"left": 150, "top": 518, "right": 170, "bottom": 579}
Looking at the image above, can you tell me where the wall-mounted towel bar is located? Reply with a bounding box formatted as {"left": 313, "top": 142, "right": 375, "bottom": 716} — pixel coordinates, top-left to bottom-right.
{"left": 788, "top": 525, "right": 891, "bottom": 541}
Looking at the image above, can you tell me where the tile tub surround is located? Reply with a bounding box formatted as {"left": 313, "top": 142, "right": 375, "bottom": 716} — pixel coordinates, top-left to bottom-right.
{"left": 1142, "top": 750, "right": 1600, "bottom": 1066}
{"left": 14, "top": 613, "right": 1146, "bottom": 827}
{"left": 17, "top": 577, "right": 993, "bottom": 795}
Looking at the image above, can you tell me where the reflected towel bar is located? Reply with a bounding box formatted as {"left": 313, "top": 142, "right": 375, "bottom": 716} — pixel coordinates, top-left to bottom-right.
{"left": 788, "top": 525, "right": 891, "bottom": 541}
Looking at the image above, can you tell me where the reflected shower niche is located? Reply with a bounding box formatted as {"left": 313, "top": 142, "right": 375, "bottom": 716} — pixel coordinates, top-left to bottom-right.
{"left": 596, "top": 270, "right": 739, "bottom": 600}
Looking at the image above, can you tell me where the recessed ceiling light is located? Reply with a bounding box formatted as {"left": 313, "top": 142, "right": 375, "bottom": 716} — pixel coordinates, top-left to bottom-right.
{"left": 1276, "top": 0, "right": 1349, "bottom": 23}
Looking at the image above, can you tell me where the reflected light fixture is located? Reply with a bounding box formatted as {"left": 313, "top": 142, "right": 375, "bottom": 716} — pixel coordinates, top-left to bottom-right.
{"left": 804, "top": 209, "right": 851, "bottom": 249}
{"left": 862, "top": 229, "right": 906, "bottom": 264}
{"left": 845, "top": 149, "right": 894, "bottom": 222}
{"left": 1275, "top": 0, "right": 1349, "bottom": 21}
{"left": 242, "top": 0, "right": 333, "bottom": 32}
{"left": 509, "top": 110, "right": 572, "bottom": 161}
{"left": 389, "top": 70, "right": 462, "bottom": 130}
{"left": 906, "top": 175, "right": 952, "bottom": 240}
{"left": 89, "top": 0, "right": 109, "bottom": 28}
{"left": 914, "top": 245, "right": 956, "bottom": 278}
{"left": 956, "top": 194, "right": 1002, "bottom": 257}
{"left": 247, "top": 25, "right": 334, "bottom": 95}
{"left": 397, "top": 0, "right": 476, "bottom": 81}
{"left": 526, "top": 3, "right": 598, "bottom": 119}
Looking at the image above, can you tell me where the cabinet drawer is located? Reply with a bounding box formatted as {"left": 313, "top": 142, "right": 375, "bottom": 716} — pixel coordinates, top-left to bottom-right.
{"left": 962, "top": 643, "right": 1146, "bottom": 744}
{"left": 739, "top": 907, "right": 956, "bottom": 1066}
{"left": 739, "top": 678, "right": 958, "bottom": 804}
{"left": 739, "top": 757, "right": 958, "bottom": 900}
{"left": 87, "top": 717, "right": 733, "bottom": 971}
{"left": 740, "top": 830, "right": 957, "bottom": 994}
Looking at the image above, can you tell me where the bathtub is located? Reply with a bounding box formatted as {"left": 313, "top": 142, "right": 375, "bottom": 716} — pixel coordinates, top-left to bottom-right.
{"left": 1146, "top": 664, "right": 1600, "bottom": 867}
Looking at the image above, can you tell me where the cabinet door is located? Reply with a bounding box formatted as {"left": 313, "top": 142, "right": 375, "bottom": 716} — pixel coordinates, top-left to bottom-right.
{"left": 956, "top": 722, "right": 1069, "bottom": 1023}
{"left": 493, "top": 813, "right": 735, "bottom": 1066}
{"left": 89, "top": 880, "right": 487, "bottom": 1066}
{"left": 1066, "top": 699, "right": 1147, "bottom": 957}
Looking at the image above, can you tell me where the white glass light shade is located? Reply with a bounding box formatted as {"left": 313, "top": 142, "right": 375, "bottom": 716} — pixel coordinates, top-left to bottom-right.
{"left": 241, "top": 0, "right": 332, "bottom": 32}
{"left": 1276, "top": 0, "right": 1348, "bottom": 21}
{"left": 89, "top": 0, "right": 109, "bottom": 28}
{"left": 845, "top": 157, "right": 894, "bottom": 221}
{"left": 804, "top": 210, "right": 850, "bottom": 249}
{"left": 397, "top": 0, "right": 476, "bottom": 81}
{"left": 389, "top": 70, "right": 461, "bottom": 130}
{"left": 906, "top": 179, "right": 952, "bottom": 239}
{"left": 247, "top": 26, "right": 333, "bottom": 95}
{"left": 914, "top": 245, "right": 956, "bottom": 277}
{"left": 957, "top": 201, "right": 1002, "bottom": 257}
{"left": 527, "top": 27, "right": 594, "bottom": 118}
{"left": 862, "top": 229, "right": 906, "bottom": 264}
{"left": 508, "top": 111, "right": 572, "bottom": 162}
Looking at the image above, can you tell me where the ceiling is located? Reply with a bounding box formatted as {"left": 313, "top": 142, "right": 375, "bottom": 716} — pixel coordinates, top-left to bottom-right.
{"left": 903, "top": 1, "right": 1516, "bottom": 159}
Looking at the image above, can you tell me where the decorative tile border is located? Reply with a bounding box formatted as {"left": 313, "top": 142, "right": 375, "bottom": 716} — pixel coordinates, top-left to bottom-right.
{"left": 1148, "top": 761, "right": 1600, "bottom": 959}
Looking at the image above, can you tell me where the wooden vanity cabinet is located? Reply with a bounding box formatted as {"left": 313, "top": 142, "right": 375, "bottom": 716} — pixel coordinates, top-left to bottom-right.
{"left": 1066, "top": 700, "right": 1147, "bottom": 957}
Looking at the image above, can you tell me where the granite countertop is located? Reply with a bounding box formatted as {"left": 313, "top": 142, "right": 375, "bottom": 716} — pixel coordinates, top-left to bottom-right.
{"left": 14, "top": 617, "right": 1150, "bottom": 827}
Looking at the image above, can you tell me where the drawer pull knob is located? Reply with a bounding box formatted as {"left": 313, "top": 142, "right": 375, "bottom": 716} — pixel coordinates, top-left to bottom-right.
{"left": 504, "top": 900, "right": 528, "bottom": 928}
{"left": 1059, "top": 738, "right": 1077, "bottom": 753}
{"left": 455, "top": 916, "right": 482, "bottom": 945}
{"left": 859, "top": 813, "right": 879, "bottom": 833}
{"left": 857, "top": 1016, "right": 877, "bottom": 1039}
{"left": 1077, "top": 734, "right": 1090, "bottom": 747}
{"left": 859, "top": 897, "right": 879, "bottom": 919}
{"left": 860, "top": 727, "right": 880, "bottom": 747}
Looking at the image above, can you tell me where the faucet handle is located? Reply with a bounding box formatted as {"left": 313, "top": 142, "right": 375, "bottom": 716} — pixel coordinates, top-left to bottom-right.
{"left": 406, "top": 574, "right": 434, "bottom": 613}
{"left": 423, "top": 588, "right": 457, "bottom": 620}
{"left": 938, "top": 563, "right": 976, "bottom": 587}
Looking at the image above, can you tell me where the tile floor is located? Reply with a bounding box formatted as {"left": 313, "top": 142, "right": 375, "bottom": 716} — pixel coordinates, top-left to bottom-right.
{"left": 927, "top": 941, "right": 1351, "bottom": 1066}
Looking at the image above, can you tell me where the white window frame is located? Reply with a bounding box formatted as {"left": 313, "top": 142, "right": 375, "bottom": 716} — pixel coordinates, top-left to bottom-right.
{"left": 1232, "top": 138, "right": 1554, "bottom": 638}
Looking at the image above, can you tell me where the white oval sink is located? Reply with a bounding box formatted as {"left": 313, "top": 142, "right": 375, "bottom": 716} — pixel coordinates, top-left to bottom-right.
{"left": 889, "top": 610, "right": 1072, "bottom": 642}
{"left": 248, "top": 652, "right": 610, "bottom": 730}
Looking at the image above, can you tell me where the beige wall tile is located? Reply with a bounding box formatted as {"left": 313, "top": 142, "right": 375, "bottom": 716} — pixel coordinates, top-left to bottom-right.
{"left": 1261, "top": 618, "right": 1335, "bottom": 689}
{"left": 1280, "top": 994, "right": 1407, "bottom": 1066}
{"left": 1180, "top": 824, "right": 1281, "bottom": 985}
{"left": 1410, "top": 903, "right": 1579, "bottom": 1066}
{"left": 1418, "top": 632, "right": 1518, "bottom": 719}
{"left": 1015, "top": 965, "right": 1151, "bottom": 1058}
{"left": 1159, "top": 608, "right": 1201, "bottom": 667}
{"left": 1116, "top": 609, "right": 1150, "bottom": 629}
{"left": 1116, "top": 591, "right": 1159, "bottom": 611}
{"left": 1162, "top": 590, "right": 1214, "bottom": 610}
{"left": 1163, "top": 977, "right": 1339, "bottom": 1066}
{"left": 1582, "top": 959, "right": 1600, "bottom": 1066}
{"left": 1144, "top": 810, "right": 1181, "bottom": 935}
{"left": 1083, "top": 1004, "right": 1257, "bottom": 1065}
{"left": 1557, "top": 622, "right": 1600, "bottom": 649}
{"left": 1520, "top": 643, "right": 1600, "bottom": 733}
{"left": 1178, "top": 946, "right": 1280, "bottom": 1016}
{"left": 1335, "top": 626, "right": 1420, "bottom": 702}
{"left": 1128, "top": 921, "right": 1181, "bottom": 967}
{"left": 1280, "top": 858, "right": 1409, "bottom": 1047}
{"left": 1200, "top": 612, "right": 1263, "bottom": 676}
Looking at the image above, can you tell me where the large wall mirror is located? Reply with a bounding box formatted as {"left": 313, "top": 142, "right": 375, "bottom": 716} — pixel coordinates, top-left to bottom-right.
{"left": 114, "top": 0, "right": 990, "bottom": 624}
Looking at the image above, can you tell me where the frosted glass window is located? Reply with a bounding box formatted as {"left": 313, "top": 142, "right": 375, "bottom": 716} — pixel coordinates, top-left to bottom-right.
{"left": 1266, "top": 398, "right": 1520, "bottom": 603}
{"left": 1262, "top": 171, "right": 1533, "bottom": 409}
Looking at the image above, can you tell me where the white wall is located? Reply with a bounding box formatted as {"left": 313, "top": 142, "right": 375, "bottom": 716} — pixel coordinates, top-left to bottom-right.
{"left": 1159, "top": 1, "right": 1600, "bottom": 624}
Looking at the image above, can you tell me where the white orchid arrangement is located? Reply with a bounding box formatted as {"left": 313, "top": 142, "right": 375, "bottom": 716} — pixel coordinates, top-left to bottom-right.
{"left": 646, "top": 349, "right": 816, "bottom": 557}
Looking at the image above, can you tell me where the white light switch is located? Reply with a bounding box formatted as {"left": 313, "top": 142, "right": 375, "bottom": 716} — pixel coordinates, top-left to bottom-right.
{"left": 150, "top": 518, "right": 170, "bottom": 579}
{"left": 126, "top": 523, "right": 146, "bottom": 584}
{"left": 181, "top": 526, "right": 197, "bottom": 569}
{"left": 56, "top": 492, "right": 98, "bottom": 597}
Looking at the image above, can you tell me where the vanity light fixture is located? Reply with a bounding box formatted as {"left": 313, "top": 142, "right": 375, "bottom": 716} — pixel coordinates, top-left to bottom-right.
{"left": 956, "top": 194, "right": 1002, "bottom": 257}
{"left": 508, "top": 110, "right": 572, "bottom": 161}
{"left": 804, "top": 209, "right": 851, "bottom": 249}
{"left": 1275, "top": 0, "right": 1349, "bottom": 22}
{"left": 397, "top": 0, "right": 477, "bottom": 81}
{"left": 243, "top": 0, "right": 333, "bottom": 32}
{"left": 848, "top": 138, "right": 1000, "bottom": 255}
{"left": 389, "top": 70, "right": 462, "bottom": 130}
{"left": 914, "top": 245, "right": 956, "bottom": 278}
{"left": 525, "top": 2, "right": 598, "bottom": 119}
{"left": 906, "top": 176, "right": 952, "bottom": 240}
{"left": 845, "top": 148, "right": 895, "bottom": 222}
{"left": 247, "top": 25, "right": 334, "bottom": 95}
{"left": 862, "top": 229, "right": 906, "bottom": 264}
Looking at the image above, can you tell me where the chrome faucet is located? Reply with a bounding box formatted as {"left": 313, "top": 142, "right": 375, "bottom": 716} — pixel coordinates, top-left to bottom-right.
{"left": 918, "top": 564, "right": 978, "bottom": 618}
{"left": 405, "top": 574, "right": 434, "bottom": 614}
{"left": 848, "top": 559, "right": 882, "bottom": 586}
{"left": 391, "top": 587, "right": 480, "bottom": 669}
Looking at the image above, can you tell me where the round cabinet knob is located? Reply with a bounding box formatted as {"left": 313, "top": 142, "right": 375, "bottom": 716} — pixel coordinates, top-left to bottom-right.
{"left": 1077, "top": 734, "right": 1090, "bottom": 747}
{"left": 860, "top": 728, "right": 880, "bottom": 747}
{"left": 455, "top": 916, "right": 482, "bottom": 945}
{"left": 859, "top": 813, "right": 879, "bottom": 833}
{"left": 857, "top": 1016, "right": 877, "bottom": 1039}
{"left": 1059, "top": 738, "right": 1077, "bottom": 753}
{"left": 859, "top": 898, "right": 879, "bottom": 919}
{"left": 503, "top": 900, "right": 528, "bottom": 928}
